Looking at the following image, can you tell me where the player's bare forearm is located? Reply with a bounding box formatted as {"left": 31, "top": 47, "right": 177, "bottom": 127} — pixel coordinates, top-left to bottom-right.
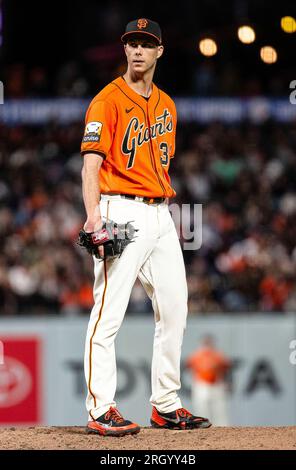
{"left": 81, "top": 153, "right": 104, "bottom": 231}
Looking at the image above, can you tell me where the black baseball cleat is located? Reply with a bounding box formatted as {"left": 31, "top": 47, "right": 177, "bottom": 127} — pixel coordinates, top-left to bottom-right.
{"left": 87, "top": 406, "right": 141, "bottom": 437}
{"left": 150, "top": 406, "right": 212, "bottom": 430}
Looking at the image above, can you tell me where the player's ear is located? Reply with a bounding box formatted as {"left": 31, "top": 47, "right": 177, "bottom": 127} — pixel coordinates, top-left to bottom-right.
{"left": 157, "top": 45, "right": 164, "bottom": 59}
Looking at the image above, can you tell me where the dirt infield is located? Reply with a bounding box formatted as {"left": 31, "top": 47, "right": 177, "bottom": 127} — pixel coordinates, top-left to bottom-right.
{"left": 0, "top": 426, "right": 295, "bottom": 450}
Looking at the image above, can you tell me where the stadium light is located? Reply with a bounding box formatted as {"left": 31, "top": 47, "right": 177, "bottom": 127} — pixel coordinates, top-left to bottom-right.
{"left": 281, "top": 16, "right": 296, "bottom": 33}
{"left": 260, "top": 46, "right": 277, "bottom": 64}
{"left": 199, "top": 38, "right": 217, "bottom": 57}
{"left": 237, "top": 26, "right": 256, "bottom": 44}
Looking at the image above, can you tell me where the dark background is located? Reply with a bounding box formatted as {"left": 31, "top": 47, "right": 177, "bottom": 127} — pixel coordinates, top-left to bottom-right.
{"left": 1, "top": 0, "right": 296, "bottom": 96}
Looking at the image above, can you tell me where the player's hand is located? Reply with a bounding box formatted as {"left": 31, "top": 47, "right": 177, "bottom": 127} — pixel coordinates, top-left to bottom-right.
{"left": 83, "top": 218, "right": 104, "bottom": 258}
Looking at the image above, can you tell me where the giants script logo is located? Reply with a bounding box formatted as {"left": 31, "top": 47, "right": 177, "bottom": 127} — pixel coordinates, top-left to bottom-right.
{"left": 122, "top": 108, "right": 173, "bottom": 169}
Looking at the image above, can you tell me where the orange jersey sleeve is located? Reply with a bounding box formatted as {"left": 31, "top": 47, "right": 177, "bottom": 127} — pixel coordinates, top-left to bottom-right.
{"left": 81, "top": 76, "right": 177, "bottom": 198}
{"left": 81, "top": 99, "right": 117, "bottom": 158}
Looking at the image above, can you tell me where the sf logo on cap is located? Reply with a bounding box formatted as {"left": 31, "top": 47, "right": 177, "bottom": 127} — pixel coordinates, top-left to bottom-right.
{"left": 137, "top": 18, "right": 148, "bottom": 29}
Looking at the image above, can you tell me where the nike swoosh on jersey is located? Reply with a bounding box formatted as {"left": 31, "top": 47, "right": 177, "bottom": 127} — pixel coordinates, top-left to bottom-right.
{"left": 125, "top": 107, "right": 134, "bottom": 113}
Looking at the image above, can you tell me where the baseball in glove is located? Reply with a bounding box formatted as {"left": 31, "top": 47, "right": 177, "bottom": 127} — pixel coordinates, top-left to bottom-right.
{"left": 77, "top": 219, "right": 138, "bottom": 261}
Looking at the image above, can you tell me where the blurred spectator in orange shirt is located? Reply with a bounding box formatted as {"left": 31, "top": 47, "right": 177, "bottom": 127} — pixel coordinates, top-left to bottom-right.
{"left": 260, "top": 273, "right": 294, "bottom": 311}
{"left": 186, "top": 335, "right": 231, "bottom": 426}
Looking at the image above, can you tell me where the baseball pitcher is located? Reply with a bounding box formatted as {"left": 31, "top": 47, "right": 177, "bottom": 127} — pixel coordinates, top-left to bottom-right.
{"left": 79, "top": 18, "right": 211, "bottom": 436}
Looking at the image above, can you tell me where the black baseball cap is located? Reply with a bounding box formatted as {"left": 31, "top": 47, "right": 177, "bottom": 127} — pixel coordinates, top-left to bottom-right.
{"left": 121, "top": 18, "right": 162, "bottom": 45}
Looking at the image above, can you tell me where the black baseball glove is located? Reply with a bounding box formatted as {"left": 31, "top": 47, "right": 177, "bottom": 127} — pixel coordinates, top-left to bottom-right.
{"left": 77, "top": 220, "right": 137, "bottom": 261}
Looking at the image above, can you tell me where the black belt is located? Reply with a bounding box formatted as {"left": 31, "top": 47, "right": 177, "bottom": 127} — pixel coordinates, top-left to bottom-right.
{"left": 116, "top": 194, "right": 166, "bottom": 204}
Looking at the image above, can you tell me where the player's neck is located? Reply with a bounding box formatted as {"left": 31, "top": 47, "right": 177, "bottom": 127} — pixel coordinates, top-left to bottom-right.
{"left": 123, "top": 70, "right": 154, "bottom": 98}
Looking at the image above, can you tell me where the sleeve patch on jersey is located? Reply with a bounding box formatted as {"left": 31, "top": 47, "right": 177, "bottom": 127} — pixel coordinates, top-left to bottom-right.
{"left": 82, "top": 121, "right": 103, "bottom": 143}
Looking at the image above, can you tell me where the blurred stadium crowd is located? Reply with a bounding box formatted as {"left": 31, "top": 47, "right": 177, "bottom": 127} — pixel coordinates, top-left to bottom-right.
{"left": 0, "top": 118, "right": 295, "bottom": 316}
{"left": 2, "top": 58, "right": 291, "bottom": 100}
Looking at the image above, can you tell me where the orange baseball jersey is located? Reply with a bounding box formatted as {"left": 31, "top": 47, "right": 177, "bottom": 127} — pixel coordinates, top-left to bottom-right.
{"left": 81, "top": 76, "right": 177, "bottom": 198}
{"left": 186, "top": 348, "right": 230, "bottom": 384}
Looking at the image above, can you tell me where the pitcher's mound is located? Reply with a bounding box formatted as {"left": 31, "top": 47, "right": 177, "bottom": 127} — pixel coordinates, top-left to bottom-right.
{"left": 0, "top": 426, "right": 295, "bottom": 450}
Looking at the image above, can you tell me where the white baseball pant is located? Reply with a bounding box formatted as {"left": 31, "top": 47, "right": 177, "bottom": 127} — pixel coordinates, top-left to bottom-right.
{"left": 84, "top": 194, "right": 188, "bottom": 420}
{"left": 192, "top": 381, "right": 230, "bottom": 426}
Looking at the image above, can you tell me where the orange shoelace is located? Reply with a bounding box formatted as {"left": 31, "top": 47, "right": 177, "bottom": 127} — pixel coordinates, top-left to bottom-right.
{"left": 176, "top": 408, "right": 193, "bottom": 418}
{"left": 105, "top": 407, "right": 124, "bottom": 423}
